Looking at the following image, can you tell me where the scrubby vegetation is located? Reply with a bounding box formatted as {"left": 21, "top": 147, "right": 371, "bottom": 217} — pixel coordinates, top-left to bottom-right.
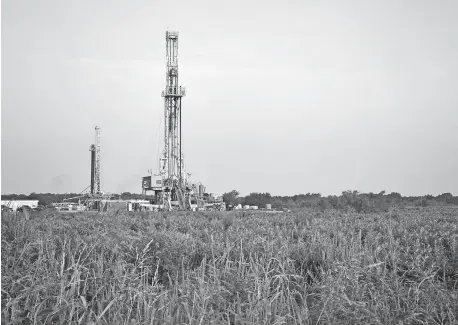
{"left": 222, "top": 190, "right": 458, "bottom": 211}
{"left": 2, "top": 207, "right": 458, "bottom": 324}
{"left": 2, "top": 191, "right": 458, "bottom": 209}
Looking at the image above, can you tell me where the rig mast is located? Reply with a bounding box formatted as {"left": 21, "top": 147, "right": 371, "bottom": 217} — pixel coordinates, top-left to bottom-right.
{"left": 141, "top": 31, "right": 225, "bottom": 211}
{"left": 160, "top": 31, "right": 187, "bottom": 187}
{"left": 155, "top": 30, "right": 189, "bottom": 210}
{"left": 89, "top": 126, "right": 101, "bottom": 195}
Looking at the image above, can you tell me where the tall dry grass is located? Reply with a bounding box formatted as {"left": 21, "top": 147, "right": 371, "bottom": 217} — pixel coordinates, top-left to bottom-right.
{"left": 1, "top": 207, "right": 457, "bottom": 324}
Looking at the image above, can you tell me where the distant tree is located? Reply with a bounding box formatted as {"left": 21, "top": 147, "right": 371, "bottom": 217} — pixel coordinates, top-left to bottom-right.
{"left": 317, "top": 198, "right": 331, "bottom": 212}
{"left": 414, "top": 198, "right": 429, "bottom": 207}
{"left": 286, "top": 199, "right": 297, "bottom": 209}
{"left": 436, "top": 193, "right": 453, "bottom": 203}
{"left": 222, "top": 190, "right": 240, "bottom": 206}
{"left": 327, "top": 195, "right": 339, "bottom": 209}
{"left": 388, "top": 192, "right": 402, "bottom": 199}
{"left": 271, "top": 197, "right": 285, "bottom": 209}
{"left": 342, "top": 190, "right": 359, "bottom": 206}
{"left": 245, "top": 192, "right": 272, "bottom": 208}
{"left": 368, "top": 192, "right": 376, "bottom": 200}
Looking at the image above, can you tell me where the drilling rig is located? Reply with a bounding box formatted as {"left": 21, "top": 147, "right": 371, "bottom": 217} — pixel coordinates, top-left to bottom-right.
{"left": 90, "top": 126, "right": 101, "bottom": 195}
{"left": 86, "top": 126, "right": 115, "bottom": 209}
{"left": 52, "top": 126, "right": 116, "bottom": 211}
{"left": 142, "top": 31, "right": 225, "bottom": 211}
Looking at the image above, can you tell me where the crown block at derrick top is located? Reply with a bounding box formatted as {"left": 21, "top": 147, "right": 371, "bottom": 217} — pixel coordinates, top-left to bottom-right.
{"left": 166, "top": 31, "right": 179, "bottom": 39}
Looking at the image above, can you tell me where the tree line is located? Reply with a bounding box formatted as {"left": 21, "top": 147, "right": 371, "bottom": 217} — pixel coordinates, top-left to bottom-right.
{"left": 222, "top": 190, "right": 458, "bottom": 212}
{"left": 2, "top": 191, "right": 457, "bottom": 211}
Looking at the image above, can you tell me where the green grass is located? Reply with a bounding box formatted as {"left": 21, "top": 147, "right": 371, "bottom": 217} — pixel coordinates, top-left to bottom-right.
{"left": 2, "top": 207, "right": 458, "bottom": 324}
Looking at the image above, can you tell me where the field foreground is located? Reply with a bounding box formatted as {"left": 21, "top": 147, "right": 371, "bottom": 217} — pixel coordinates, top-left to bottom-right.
{"left": 2, "top": 207, "right": 458, "bottom": 325}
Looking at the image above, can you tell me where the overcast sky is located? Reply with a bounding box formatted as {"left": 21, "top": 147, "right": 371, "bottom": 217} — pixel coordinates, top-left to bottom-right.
{"left": 2, "top": 0, "right": 458, "bottom": 196}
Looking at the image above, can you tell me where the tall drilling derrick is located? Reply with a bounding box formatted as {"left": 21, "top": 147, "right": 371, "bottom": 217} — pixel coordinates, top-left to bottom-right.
{"left": 141, "top": 31, "right": 225, "bottom": 211}
{"left": 89, "top": 126, "right": 101, "bottom": 195}
{"left": 157, "top": 31, "right": 188, "bottom": 209}
{"left": 161, "top": 31, "right": 186, "bottom": 187}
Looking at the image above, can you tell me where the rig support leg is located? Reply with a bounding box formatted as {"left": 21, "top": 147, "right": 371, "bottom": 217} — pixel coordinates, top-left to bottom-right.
{"left": 163, "top": 191, "right": 172, "bottom": 211}
{"left": 185, "top": 190, "right": 192, "bottom": 210}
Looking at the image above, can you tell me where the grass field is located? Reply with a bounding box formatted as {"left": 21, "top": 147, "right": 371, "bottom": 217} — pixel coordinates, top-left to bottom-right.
{"left": 2, "top": 207, "right": 458, "bottom": 324}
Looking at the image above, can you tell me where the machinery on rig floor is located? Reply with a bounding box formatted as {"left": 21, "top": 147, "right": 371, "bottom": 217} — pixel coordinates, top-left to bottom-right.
{"left": 142, "top": 31, "right": 225, "bottom": 211}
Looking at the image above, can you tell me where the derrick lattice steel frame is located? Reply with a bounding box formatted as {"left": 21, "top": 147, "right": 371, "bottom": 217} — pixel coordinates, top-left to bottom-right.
{"left": 159, "top": 31, "right": 187, "bottom": 190}
{"left": 140, "top": 31, "right": 225, "bottom": 211}
{"left": 89, "top": 126, "right": 101, "bottom": 195}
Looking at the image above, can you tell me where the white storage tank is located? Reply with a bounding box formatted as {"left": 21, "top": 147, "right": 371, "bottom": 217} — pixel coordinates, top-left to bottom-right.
{"left": 266, "top": 204, "right": 272, "bottom": 210}
{"left": 243, "top": 205, "right": 250, "bottom": 210}
{"left": 250, "top": 206, "right": 258, "bottom": 210}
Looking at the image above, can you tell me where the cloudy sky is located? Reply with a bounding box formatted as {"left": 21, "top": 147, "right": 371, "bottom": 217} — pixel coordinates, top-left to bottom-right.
{"left": 2, "top": 0, "right": 458, "bottom": 196}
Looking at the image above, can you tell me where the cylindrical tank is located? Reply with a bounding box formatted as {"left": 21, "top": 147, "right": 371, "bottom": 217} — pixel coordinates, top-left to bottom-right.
{"left": 90, "top": 145, "right": 96, "bottom": 195}
{"left": 266, "top": 204, "right": 272, "bottom": 210}
{"left": 243, "top": 205, "right": 250, "bottom": 210}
